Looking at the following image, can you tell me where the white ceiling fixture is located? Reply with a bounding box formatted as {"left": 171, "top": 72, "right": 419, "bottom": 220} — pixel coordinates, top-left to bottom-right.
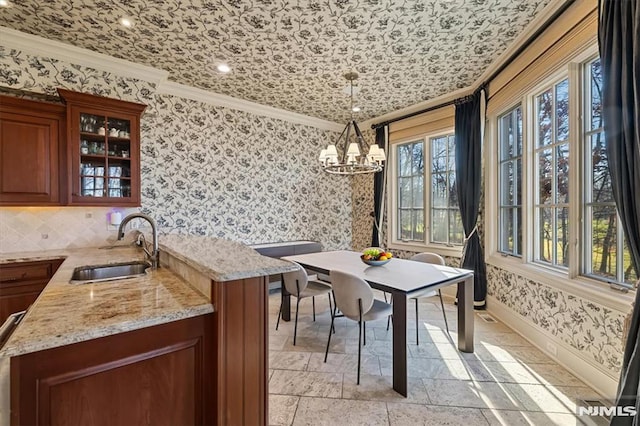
{"left": 216, "top": 63, "right": 231, "bottom": 73}
{"left": 319, "top": 72, "right": 385, "bottom": 175}
{"left": 118, "top": 17, "right": 134, "bottom": 28}
{"left": 0, "top": 0, "right": 11, "bottom": 7}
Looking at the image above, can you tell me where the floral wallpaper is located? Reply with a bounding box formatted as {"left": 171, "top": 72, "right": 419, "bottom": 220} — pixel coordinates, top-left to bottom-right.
{"left": 0, "top": 0, "right": 551, "bottom": 122}
{"left": 487, "top": 265, "right": 626, "bottom": 374}
{"left": 0, "top": 47, "right": 352, "bottom": 251}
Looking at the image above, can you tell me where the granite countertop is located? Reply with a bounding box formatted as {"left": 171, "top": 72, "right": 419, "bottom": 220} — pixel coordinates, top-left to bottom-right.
{"left": 0, "top": 246, "right": 213, "bottom": 358}
{"left": 159, "top": 234, "right": 299, "bottom": 282}
{"left": 0, "top": 235, "right": 299, "bottom": 358}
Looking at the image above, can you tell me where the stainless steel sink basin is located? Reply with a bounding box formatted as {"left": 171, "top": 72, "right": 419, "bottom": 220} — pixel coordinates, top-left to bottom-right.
{"left": 70, "top": 261, "right": 151, "bottom": 284}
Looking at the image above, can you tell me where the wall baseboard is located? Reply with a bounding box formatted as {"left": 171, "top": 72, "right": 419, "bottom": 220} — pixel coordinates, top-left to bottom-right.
{"left": 486, "top": 295, "right": 619, "bottom": 399}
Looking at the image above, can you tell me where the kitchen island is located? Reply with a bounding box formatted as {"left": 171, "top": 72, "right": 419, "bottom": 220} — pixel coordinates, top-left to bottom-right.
{"left": 0, "top": 235, "right": 297, "bottom": 425}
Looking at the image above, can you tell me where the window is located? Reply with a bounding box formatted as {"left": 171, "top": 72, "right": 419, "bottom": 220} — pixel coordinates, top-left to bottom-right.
{"left": 396, "top": 141, "right": 424, "bottom": 242}
{"left": 488, "top": 50, "right": 638, "bottom": 289}
{"left": 430, "top": 134, "right": 462, "bottom": 245}
{"left": 582, "top": 58, "right": 638, "bottom": 285}
{"left": 392, "top": 132, "right": 461, "bottom": 249}
{"left": 498, "top": 106, "right": 523, "bottom": 256}
{"left": 534, "top": 78, "right": 570, "bottom": 268}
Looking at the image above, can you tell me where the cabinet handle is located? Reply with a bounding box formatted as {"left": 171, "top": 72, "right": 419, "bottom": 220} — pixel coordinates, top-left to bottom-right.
{"left": 0, "top": 272, "right": 27, "bottom": 283}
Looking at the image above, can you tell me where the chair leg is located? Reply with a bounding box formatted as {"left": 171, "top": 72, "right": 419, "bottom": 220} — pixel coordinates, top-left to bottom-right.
{"left": 324, "top": 303, "right": 336, "bottom": 363}
{"left": 328, "top": 293, "right": 335, "bottom": 334}
{"left": 276, "top": 299, "right": 282, "bottom": 330}
{"left": 293, "top": 297, "right": 300, "bottom": 346}
{"left": 357, "top": 320, "right": 362, "bottom": 385}
{"left": 312, "top": 296, "right": 316, "bottom": 321}
{"left": 357, "top": 298, "right": 363, "bottom": 385}
{"left": 438, "top": 290, "right": 449, "bottom": 333}
{"left": 363, "top": 321, "right": 366, "bottom": 346}
{"left": 415, "top": 298, "right": 419, "bottom": 345}
{"left": 386, "top": 294, "right": 393, "bottom": 331}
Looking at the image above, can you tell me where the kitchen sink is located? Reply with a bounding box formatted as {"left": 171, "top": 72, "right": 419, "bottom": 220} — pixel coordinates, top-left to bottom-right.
{"left": 70, "top": 261, "right": 151, "bottom": 284}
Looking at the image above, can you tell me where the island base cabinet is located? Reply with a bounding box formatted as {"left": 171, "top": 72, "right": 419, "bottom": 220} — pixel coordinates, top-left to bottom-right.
{"left": 212, "top": 276, "right": 268, "bottom": 426}
{"left": 10, "top": 314, "right": 214, "bottom": 426}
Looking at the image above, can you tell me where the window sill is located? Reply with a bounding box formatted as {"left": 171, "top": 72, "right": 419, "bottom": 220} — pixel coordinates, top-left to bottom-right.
{"left": 388, "top": 241, "right": 463, "bottom": 258}
{"left": 486, "top": 254, "right": 636, "bottom": 313}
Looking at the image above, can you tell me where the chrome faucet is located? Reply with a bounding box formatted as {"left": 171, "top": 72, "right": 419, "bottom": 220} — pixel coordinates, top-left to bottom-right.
{"left": 117, "top": 213, "right": 159, "bottom": 269}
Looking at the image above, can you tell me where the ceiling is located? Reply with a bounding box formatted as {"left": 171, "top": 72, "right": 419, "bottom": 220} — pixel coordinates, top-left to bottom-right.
{"left": 0, "top": 0, "right": 552, "bottom": 123}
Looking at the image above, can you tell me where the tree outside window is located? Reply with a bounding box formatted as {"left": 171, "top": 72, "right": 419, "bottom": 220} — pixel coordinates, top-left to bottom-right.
{"left": 583, "top": 58, "right": 638, "bottom": 285}
{"left": 534, "top": 78, "right": 570, "bottom": 267}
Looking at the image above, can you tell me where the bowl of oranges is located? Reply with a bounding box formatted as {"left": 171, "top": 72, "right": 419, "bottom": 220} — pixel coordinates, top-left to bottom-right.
{"left": 361, "top": 248, "right": 393, "bottom": 266}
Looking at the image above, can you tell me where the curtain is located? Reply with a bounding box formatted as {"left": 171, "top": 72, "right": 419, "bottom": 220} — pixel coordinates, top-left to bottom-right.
{"left": 454, "top": 90, "right": 487, "bottom": 308}
{"left": 371, "top": 126, "right": 387, "bottom": 247}
{"left": 599, "top": 0, "right": 640, "bottom": 424}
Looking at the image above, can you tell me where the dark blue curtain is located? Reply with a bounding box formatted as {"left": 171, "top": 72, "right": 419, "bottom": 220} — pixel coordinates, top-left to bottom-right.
{"left": 455, "top": 90, "right": 487, "bottom": 308}
{"left": 599, "top": 0, "right": 640, "bottom": 424}
{"left": 371, "top": 126, "right": 387, "bottom": 247}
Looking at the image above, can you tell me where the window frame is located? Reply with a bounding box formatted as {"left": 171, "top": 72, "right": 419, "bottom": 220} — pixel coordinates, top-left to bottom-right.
{"left": 497, "top": 105, "right": 523, "bottom": 257}
{"left": 484, "top": 43, "right": 635, "bottom": 310}
{"left": 388, "top": 129, "right": 462, "bottom": 256}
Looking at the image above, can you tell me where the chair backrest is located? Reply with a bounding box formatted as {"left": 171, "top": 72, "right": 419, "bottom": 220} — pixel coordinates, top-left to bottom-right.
{"left": 410, "top": 252, "right": 446, "bottom": 266}
{"left": 330, "top": 270, "right": 374, "bottom": 321}
{"left": 282, "top": 262, "right": 308, "bottom": 296}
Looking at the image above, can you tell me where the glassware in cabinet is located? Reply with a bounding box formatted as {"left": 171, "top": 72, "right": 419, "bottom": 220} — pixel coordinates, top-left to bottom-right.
{"left": 58, "top": 89, "right": 146, "bottom": 206}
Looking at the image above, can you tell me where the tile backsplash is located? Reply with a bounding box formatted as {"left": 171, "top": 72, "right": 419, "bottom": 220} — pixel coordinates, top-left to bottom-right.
{"left": 0, "top": 207, "right": 140, "bottom": 253}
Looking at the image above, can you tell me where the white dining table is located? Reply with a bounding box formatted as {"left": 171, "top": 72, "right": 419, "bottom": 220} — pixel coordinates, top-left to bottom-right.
{"left": 280, "top": 250, "right": 475, "bottom": 397}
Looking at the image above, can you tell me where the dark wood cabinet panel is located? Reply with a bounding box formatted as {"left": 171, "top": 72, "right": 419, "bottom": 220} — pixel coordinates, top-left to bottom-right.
{"left": 11, "top": 314, "right": 214, "bottom": 426}
{"left": 212, "top": 276, "right": 268, "bottom": 426}
{"left": 0, "top": 96, "right": 65, "bottom": 205}
{"left": 0, "top": 259, "right": 63, "bottom": 323}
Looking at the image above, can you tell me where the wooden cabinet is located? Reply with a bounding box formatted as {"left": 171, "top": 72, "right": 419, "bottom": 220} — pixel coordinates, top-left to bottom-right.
{"left": 0, "top": 259, "right": 63, "bottom": 323}
{"left": 0, "top": 96, "right": 66, "bottom": 205}
{"left": 58, "top": 89, "right": 146, "bottom": 206}
{"left": 10, "top": 314, "right": 215, "bottom": 426}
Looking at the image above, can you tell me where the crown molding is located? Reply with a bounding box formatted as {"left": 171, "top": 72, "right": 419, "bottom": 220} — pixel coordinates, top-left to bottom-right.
{"left": 0, "top": 26, "right": 170, "bottom": 85}
{"left": 0, "top": 26, "right": 343, "bottom": 132}
{"left": 158, "top": 81, "right": 343, "bottom": 132}
{"left": 360, "top": 86, "right": 470, "bottom": 129}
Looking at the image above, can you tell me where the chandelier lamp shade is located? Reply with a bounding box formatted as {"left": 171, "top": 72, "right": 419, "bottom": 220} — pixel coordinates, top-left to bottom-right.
{"left": 319, "top": 72, "right": 386, "bottom": 175}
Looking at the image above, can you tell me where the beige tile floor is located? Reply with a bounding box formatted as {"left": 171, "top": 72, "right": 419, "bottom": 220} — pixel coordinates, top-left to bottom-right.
{"left": 268, "top": 291, "right": 605, "bottom": 426}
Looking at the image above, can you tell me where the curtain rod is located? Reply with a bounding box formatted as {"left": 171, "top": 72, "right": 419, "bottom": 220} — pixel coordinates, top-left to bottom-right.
{"left": 371, "top": 0, "right": 578, "bottom": 130}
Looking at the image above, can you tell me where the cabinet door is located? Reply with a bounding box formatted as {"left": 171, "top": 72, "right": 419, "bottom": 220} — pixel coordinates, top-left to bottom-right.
{"left": 68, "top": 106, "right": 140, "bottom": 206}
{"left": 11, "top": 314, "right": 215, "bottom": 425}
{"left": 0, "top": 259, "right": 63, "bottom": 323}
{"left": 0, "top": 109, "right": 62, "bottom": 205}
{"left": 58, "top": 89, "right": 146, "bottom": 207}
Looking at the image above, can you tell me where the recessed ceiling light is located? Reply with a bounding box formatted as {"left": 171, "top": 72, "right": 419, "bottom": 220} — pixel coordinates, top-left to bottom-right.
{"left": 0, "top": 0, "right": 11, "bottom": 7}
{"left": 119, "top": 17, "right": 134, "bottom": 28}
{"left": 352, "top": 106, "right": 361, "bottom": 112}
{"left": 217, "top": 64, "right": 231, "bottom": 73}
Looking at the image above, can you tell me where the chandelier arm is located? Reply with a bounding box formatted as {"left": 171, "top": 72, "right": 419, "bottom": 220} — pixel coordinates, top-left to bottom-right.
{"left": 342, "top": 121, "right": 352, "bottom": 164}
{"left": 352, "top": 120, "right": 367, "bottom": 154}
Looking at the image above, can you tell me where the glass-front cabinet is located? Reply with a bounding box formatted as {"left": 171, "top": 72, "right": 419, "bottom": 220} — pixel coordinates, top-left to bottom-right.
{"left": 58, "top": 89, "right": 146, "bottom": 206}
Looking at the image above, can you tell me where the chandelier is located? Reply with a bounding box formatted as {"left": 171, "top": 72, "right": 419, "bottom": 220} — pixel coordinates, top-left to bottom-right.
{"left": 318, "top": 72, "right": 385, "bottom": 175}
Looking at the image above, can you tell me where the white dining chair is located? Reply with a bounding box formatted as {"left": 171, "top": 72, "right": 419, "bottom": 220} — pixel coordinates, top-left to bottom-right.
{"left": 276, "top": 262, "right": 333, "bottom": 345}
{"left": 325, "top": 270, "right": 392, "bottom": 384}
{"left": 410, "top": 252, "right": 449, "bottom": 344}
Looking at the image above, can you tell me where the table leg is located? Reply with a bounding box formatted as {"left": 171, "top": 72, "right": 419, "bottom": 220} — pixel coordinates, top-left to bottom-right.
{"left": 457, "top": 275, "right": 474, "bottom": 352}
{"left": 281, "top": 273, "right": 291, "bottom": 322}
{"left": 391, "top": 291, "right": 408, "bottom": 397}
